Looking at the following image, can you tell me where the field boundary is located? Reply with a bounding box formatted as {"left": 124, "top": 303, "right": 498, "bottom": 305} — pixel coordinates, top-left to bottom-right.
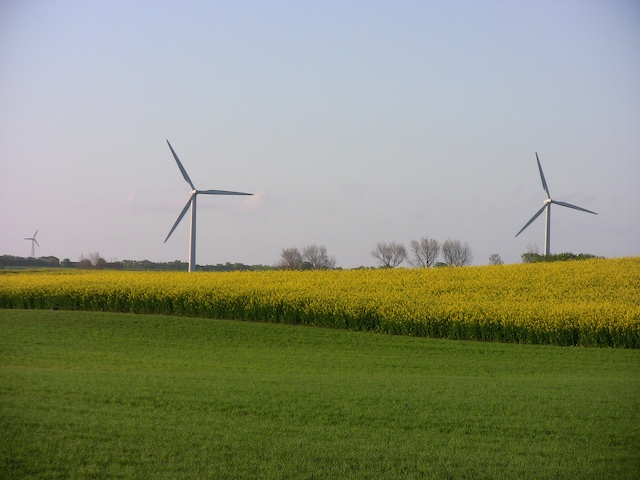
{"left": 1, "top": 257, "right": 639, "bottom": 347}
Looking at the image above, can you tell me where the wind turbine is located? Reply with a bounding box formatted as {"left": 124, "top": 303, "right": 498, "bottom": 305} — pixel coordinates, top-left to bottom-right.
{"left": 516, "top": 153, "right": 597, "bottom": 256}
{"left": 164, "top": 140, "right": 252, "bottom": 272}
{"left": 24, "top": 230, "right": 39, "bottom": 258}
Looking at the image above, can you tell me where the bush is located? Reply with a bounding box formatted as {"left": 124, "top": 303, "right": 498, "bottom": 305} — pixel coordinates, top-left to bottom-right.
{"left": 521, "top": 252, "right": 600, "bottom": 263}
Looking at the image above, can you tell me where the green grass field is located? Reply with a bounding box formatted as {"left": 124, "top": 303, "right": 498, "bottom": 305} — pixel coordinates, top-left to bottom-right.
{"left": 1, "top": 309, "right": 639, "bottom": 479}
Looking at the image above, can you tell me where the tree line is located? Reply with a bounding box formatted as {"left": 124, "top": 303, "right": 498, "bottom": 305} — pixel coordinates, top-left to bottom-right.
{"left": 370, "top": 237, "right": 473, "bottom": 268}
{"left": 2, "top": 245, "right": 600, "bottom": 272}
{"left": 0, "top": 255, "right": 62, "bottom": 268}
{"left": 0, "top": 254, "right": 273, "bottom": 272}
{"left": 276, "top": 241, "right": 601, "bottom": 270}
{"left": 275, "top": 237, "right": 474, "bottom": 270}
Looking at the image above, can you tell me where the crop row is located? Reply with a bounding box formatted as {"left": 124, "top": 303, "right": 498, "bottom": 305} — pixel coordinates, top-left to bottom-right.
{"left": 1, "top": 257, "right": 639, "bottom": 347}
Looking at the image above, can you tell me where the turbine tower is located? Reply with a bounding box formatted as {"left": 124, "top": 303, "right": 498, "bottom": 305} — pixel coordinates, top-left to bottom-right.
{"left": 24, "top": 230, "right": 39, "bottom": 258}
{"left": 164, "top": 140, "right": 252, "bottom": 272}
{"left": 516, "top": 153, "right": 597, "bottom": 256}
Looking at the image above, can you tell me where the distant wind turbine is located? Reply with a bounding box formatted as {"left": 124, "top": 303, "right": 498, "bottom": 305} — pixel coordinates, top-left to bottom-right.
{"left": 24, "top": 230, "right": 39, "bottom": 258}
{"left": 164, "top": 140, "right": 252, "bottom": 272}
{"left": 516, "top": 153, "right": 597, "bottom": 256}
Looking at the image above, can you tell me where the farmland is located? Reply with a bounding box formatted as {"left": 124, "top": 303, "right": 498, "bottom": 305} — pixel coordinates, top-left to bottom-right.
{"left": 1, "top": 309, "right": 639, "bottom": 479}
{"left": 1, "top": 258, "right": 639, "bottom": 477}
{"left": 1, "top": 257, "right": 639, "bottom": 347}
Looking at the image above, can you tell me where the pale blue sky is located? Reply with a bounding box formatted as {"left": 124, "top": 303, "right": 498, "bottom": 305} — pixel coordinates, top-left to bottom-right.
{"left": 1, "top": 1, "right": 639, "bottom": 267}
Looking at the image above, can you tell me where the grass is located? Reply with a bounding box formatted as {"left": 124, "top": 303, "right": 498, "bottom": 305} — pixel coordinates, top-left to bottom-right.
{"left": 1, "top": 309, "right": 639, "bottom": 479}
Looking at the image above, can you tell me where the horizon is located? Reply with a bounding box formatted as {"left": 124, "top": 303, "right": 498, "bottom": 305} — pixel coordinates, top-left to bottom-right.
{"left": 0, "top": 250, "right": 624, "bottom": 270}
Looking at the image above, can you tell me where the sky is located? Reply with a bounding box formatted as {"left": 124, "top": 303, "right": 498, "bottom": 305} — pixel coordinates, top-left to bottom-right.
{"left": 1, "top": 0, "right": 639, "bottom": 268}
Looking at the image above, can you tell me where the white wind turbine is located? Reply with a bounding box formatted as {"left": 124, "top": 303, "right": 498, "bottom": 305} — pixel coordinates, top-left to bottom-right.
{"left": 164, "top": 140, "right": 252, "bottom": 272}
{"left": 24, "top": 230, "right": 39, "bottom": 258}
{"left": 516, "top": 153, "right": 597, "bottom": 256}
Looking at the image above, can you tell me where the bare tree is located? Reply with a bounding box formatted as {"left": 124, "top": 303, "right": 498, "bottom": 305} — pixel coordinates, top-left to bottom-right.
{"left": 408, "top": 237, "right": 440, "bottom": 267}
{"left": 371, "top": 242, "right": 407, "bottom": 268}
{"left": 488, "top": 253, "right": 504, "bottom": 265}
{"left": 276, "top": 247, "right": 303, "bottom": 270}
{"left": 526, "top": 243, "right": 540, "bottom": 255}
{"left": 88, "top": 251, "right": 103, "bottom": 266}
{"left": 441, "top": 239, "right": 473, "bottom": 267}
{"left": 302, "top": 244, "right": 336, "bottom": 269}
{"left": 521, "top": 243, "right": 541, "bottom": 263}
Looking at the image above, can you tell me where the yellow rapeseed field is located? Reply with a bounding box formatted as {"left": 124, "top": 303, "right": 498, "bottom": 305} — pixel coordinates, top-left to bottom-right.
{"left": 1, "top": 257, "right": 638, "bottom": 347}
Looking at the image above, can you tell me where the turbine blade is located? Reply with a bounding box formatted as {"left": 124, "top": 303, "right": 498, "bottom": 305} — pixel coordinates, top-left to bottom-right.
{"left": 536, "top": 152, "right": 550, "bottom": 199}
{"left": 34, "top": 239, "right": 40, "bottom": 247}
{"left": 164, "top": 196, "right": 193, "bottom": 243}
{"left": 199, "top": 189, "right": 253, "bottom": 196}
{"left": 166, "top": 140, "right": 196, "bottom": 190}
{"left": 34, "top": 230, "right": 38, "bottom": 238}
{"left": 515, "top": 204, "right": 547, "bottom": 237}
{"left": 552, "top": 200, "right": 597, "bottom": 215}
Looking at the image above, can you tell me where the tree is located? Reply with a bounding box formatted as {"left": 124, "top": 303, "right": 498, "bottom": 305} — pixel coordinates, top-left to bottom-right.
{"left": 408, "top": 237, "right": 440, "bottom": 267}
{"left": 276, "top": 247, "right": 303, "bottom": 270}
{"left": 78, "top": 257, "right": 92, "bottom": 269}
{"left": 87, "top": 251, "right": 106, "bottom": 267}
{"left": 441, "top": 239, "right": 473, "bottom": 267}
{"left": 488, "top": 253, "right": 504, "bottom": 265}
{"left": 302, "top": 244, "right": 336, "bottom": 269}
{"left": 38, "top": 256, "right": 60, "bottom": 266}
{"left": 371, "top": 242, "right": 407, "bottom": 268}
